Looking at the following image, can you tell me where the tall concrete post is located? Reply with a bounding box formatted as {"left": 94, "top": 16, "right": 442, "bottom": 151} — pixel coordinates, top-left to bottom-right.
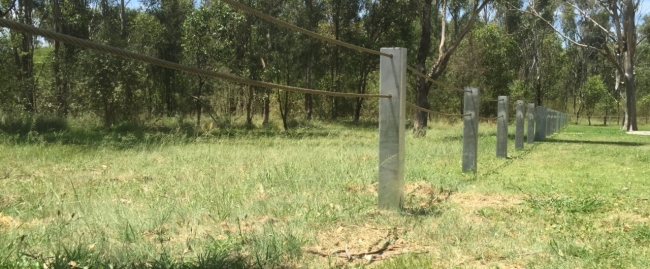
{"left": 462, "top": 87, "right": 480, "bottom": 173}
{"left": 515, "top": 100, "right": 524, "bottom": 149}
{"left": 535, "top": 106, "right": 546, "bottom": 141}
{"left": 527, "top": 103, "right": 535, "bottom": 144}
{"left": 545, "top": 109, "right": 552, "bottom": 136}
{"left": 496, "top": 96, "right": 509, "bottom": 158}
{"left": 549, "top": 110, "right": 554, "bottom": 134}
{"left": 378, "top": 48, "right": 406, "bottom": 210}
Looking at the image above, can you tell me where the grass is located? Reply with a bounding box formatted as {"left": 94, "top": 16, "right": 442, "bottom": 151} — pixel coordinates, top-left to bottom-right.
{"left": 1, "top": 116, "right": 649, "bottom": 268}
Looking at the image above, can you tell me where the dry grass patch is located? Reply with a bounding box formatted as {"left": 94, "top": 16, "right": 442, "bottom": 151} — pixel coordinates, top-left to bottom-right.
{"left": 450, "top": 191, "right": 524, "bottom": 212}
{"left": 0, "top": 213, "right": 15, "bottom": 229}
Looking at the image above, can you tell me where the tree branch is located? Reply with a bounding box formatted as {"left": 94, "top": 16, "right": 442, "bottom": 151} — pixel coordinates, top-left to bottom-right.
{"left": 565, "top": 1, "right": 616, "bottom": 41}
{"left": 0, "top": 0, "right": 17, "bottom": 17}
{"left": 599, "top": 44, "right": 625, "bottom": 79}
{"left": 521, "top": 8, "right": 601, "bottom": 51}
{"left": 438, "top": 0, "right": 447, "bottom": 58}
{"left": 428, "top": 0, "right": 491, "bottom": 78}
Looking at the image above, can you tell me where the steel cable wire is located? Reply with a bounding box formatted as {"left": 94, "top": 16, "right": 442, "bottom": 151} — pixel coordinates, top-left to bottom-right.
{"left": 0, "top": 18, "right": 392, "bottom": 99}
{"left": 220, "top": 0, "right": 392, "bottom": 58}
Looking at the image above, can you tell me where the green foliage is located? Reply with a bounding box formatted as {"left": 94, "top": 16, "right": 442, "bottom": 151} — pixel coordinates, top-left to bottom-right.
{"left": 580, "top": 75, "right": 607, "bottom": 121}
{"left": 526, "top": 197, "right": 604, "bottom": 214}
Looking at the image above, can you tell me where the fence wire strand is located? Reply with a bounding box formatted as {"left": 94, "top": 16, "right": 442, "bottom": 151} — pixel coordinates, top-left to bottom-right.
{"left": 0, "top": 18, "right": 391, "bottom": 99}
{"left": 406, "top": 102, "right": 471, "bottom": 117}
{"left": 220, "top": 0, "right": 391, "bottom": 58}
{"left": 406, "top": 66, "right": 468, "bottom": 94}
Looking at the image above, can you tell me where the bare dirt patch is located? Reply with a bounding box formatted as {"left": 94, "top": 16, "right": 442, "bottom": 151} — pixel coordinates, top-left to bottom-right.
{"left": 449, "top": 191, "right": 523, "bottom": 212}
{"left": 598, "top": 211, "right": 650, "bottom": 231}
{"left": 303, "top": 224, "right": 431, "bottom": 266}
{"left": 0, "top": 213, "right": 15, "bottom": 229}
{"left": 345, "top": 182, "right": 522, "bottom": 213}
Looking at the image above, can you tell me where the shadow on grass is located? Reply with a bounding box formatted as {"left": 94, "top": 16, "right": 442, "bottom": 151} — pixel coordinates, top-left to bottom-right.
{"left": 543, "top": 138, "right": 648, "bottom": 147}
{"left": 401, "top": 204, "right": 445, "bottom": 217}
{"left": 480, "top": 143, "right": 539, "bottom": 178}
{"left": 0, "top": 116, "right": 374, "bottom": 150}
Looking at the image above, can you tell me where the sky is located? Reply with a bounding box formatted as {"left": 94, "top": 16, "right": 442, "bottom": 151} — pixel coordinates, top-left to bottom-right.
{"left": 641, "top": 1, "right": 650, "bottom": 20}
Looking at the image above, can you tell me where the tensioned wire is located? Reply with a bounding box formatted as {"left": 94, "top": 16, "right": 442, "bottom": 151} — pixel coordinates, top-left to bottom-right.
{"left": 220, "top": 0, "right": 392, "bottom": 58}
{"left": 220, "top": 0, "right": 467, "bottom": 95}
{"left": 0, "top": 18, "right": 391, "bottom": 99}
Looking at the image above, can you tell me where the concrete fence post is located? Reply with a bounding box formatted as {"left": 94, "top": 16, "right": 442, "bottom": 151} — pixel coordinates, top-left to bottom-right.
{"left": 545, "top": 109, "right": 552, "bottom": 136}
{"left": 535, "top": 106, "right": 546, "bottom": 141}
{"left": 378, "top": 47, "right": 406, "bottom": 210}
{"left": 550, "top": 110, "right": 555, "bottom": 134}
{"left": 496, "top": 96, "right": 509, "bottom": 158}
{"left": 527, "top": 103, "right": 535, "bottom": 144}
{"left": 462, "top": 87, "right": 480, "bottom": 173}
{"left": 515, "top": 100, "right": 524, "bottom": 149}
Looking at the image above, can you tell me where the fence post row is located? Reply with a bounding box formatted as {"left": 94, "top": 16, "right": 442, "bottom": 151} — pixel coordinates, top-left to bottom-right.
{"left": 527, "top": 103, "right": 535, "bottom": 144}
{"left": 378, "top": 47, "right": 406, "bottom": 210}
{"left": 553, "top": 111, "right": 557, "bottom": 133}
{"left": 496, "top": 96, "right": 509, "bottom": 158}
{"left": 515, "top": 100, "right": 524, "bottom": 150}
{"left": 462, "top": 87, "right": 480, "bottom": 173}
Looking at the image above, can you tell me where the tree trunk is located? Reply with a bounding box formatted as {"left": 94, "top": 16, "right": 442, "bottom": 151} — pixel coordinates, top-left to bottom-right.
{"left": 262, "top": 90, "right": 270, "bottom": 125}
{"left": 120, "top": 0, "right": 126, "bottom": 38}
{"left": 196, "top": 78, "right": 203, "bottom": 129}
{"left": 413, "top": 0, "right": 489, "bottom": 137}
{"left": 330, "top": 0, "right": 340, "bottom": 120}
{"left": 53, "top": 0, "right": 65, "bottom": 115}
{"left": 246, "top": 87, "right": 254, "bottom": 127}
{"left": 413, "top": 0, "right": 433, "bottom": 137}
{"left": 621, "top": 0, "right": 637, "bottom": 131}
{"left": 278, "top": 91, "right": 289, "bottom": 131}
{"left": 303, "top": 0, "right": 315, "bottom": 121}
{"left": 354, "top": 60, "right": 369, "bottom": 123}
{"left": 16, "top": 0, "right": 35, "bottom": 112}
{"left": 304, "top": 64, "right": 313, "bottom": 120}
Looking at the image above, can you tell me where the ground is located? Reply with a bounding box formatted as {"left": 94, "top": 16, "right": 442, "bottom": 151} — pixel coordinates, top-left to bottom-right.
{"left": 0, "top": 119, "right": 649, "bottom": 268}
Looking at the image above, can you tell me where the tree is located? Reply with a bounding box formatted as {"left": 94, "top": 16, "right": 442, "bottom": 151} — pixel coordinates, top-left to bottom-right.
{"left": 580, "top": 75, "right": 606, "bottom": 125}
{"left": 528, "top": 0, "right": 641, "bottom": 131}
{"left": 412, "top": 0, "right": 492, "bottom": 137}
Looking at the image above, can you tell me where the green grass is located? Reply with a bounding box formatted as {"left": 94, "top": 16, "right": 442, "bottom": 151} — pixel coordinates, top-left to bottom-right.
{"left": 1, "top": 117, "right": 649, "bottom": 268}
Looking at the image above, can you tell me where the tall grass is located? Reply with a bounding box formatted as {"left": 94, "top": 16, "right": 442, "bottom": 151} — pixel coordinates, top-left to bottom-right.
{"left": 1, "top": 116, "right": 649, "bottom": 268}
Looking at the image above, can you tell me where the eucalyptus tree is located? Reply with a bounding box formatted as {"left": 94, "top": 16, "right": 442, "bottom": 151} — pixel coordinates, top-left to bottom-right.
{"left": 44, "top": 0, "right": 90, "bottom": 116}
{"left": 298, "top": 0, "right": 325, "bottom": 120}
{"left": 530, "top": 0, "right": 642, "bottom": 131}
{"left": 182, "top": 1, "right": 244, "bottom": 127}
{"left": 146, "top": 0, "right": 192, "bottom": 117}
{"left": 7, "top": 0, "right": 38, "bottom": 112}
{"left": 348, "top": 0, "right": 414, "bottom": 122}
{"left": 74, "top": 0, "right": 145, "bottom": 125}
{"left": 412, "top": 0, "right": 492, "bottom": 137}
{"left": 0, "top": 29, "right": 20, "bottom": 112}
